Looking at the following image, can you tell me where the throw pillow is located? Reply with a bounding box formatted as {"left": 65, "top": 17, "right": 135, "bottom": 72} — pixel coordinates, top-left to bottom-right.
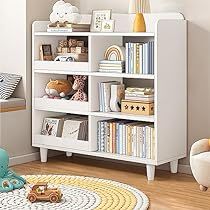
{"left": 0, "top": 73, "right": 22, "bottom": 100}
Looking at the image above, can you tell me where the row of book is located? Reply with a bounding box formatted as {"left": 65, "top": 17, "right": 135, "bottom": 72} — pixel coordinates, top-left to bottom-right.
{"left": 125, "top": 41, "right": 154, "bottom": 75}
{"left": 97, "top": 120, "right": 155, "bottom": 159}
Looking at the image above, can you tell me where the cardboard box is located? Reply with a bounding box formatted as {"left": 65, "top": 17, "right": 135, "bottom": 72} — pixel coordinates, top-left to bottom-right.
{"left": 121, "top": 100, "right": 154, "bottom": 116}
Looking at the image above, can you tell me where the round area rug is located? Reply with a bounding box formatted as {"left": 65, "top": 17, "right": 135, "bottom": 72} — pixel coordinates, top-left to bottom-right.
{"left": 0, "top": 175, "right": 149, "bottom": 210}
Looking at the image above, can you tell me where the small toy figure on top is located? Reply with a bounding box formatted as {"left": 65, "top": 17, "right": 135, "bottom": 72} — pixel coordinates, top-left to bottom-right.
{"left": 49, "top": 0, "right": 81, "bottom": 27}
{"left": 0, "top": 148, "right": 26, "bottom": 192}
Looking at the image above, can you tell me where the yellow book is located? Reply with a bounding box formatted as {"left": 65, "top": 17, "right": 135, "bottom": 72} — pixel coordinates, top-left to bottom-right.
{"left": 126, "top": 125, "right": 131, "bottom": 156}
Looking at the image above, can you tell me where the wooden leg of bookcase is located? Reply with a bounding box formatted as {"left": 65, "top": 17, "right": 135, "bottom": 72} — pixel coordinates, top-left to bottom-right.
{"left": 40, "top": 148, "right": 48, "bottom": 163}
{"left": 66, "top": 152, "right": 73, "bottom": 157}
{"left": 170, "top": 160, "right": 178, "bottom": 173}
{"left": 146, "top": 165, "right": 155, "bottom": 181}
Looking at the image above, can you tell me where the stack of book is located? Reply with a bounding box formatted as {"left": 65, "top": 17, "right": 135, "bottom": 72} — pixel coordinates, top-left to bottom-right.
{"left": 125, "top": 87, "right": 154, "bottom": 102}
{"left": 125, "top": 41, "right": 154, "bottom": 75}
{"left": 47, "top": 23, "right": 91, "bottom": 33}
{"left": 99, "top": 60, "right": 125, "bottom": 73}
{"left": 97, "top": 120, "right": 155, "bottom": 159}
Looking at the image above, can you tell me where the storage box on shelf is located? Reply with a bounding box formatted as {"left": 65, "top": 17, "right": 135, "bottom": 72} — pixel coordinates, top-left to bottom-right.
{"left": 32, "top": 13, "right": 187, "bottom": 181}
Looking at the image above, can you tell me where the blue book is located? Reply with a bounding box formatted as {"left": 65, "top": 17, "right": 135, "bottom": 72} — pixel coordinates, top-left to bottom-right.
{"left": 130, "top": 43, "right": 134, "bottom": 74}
{"left": 115, "top": 123, "right": 119, "bottom": 154}
{"left": 97, "top": 121, "right": 101, "bottom": 151}
{"left": 128, "top": 43, "right": 131, "bottom": 74}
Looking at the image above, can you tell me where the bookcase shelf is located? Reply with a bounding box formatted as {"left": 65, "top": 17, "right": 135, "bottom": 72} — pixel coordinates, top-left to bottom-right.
{"left": 34, "top": 61, "right": 89, "bottom": 72}
{"left": 34, "top": 98, "right": 89, "bottom": 114}
{"left": 32, "top": 13, "right": 187, "bottom": 181}
{"left": 91, "top": 112, "right": 155, "bottom": 122}
{"left": 91, "top": 72, "right": 154, "bottom": 79}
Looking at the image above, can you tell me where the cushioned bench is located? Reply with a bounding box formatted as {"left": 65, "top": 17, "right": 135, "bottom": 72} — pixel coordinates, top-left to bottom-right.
{"left": 0, "top": 98, "right": 26, "bottom": 113}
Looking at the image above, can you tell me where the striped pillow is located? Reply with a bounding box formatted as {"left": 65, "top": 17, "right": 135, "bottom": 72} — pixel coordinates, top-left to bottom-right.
{"left": 0, "top": 73, "right": 22, "bottom": 100}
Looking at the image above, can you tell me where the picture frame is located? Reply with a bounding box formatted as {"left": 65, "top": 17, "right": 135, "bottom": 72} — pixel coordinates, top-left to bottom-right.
{"left": 101, "top": 20, "right": 115, "bottom": 32}
{"left": 39, "top": 44, "right": 53, "bottom": 61}
{"left": 91, "top": 10, "right": 112, "bottom": 32}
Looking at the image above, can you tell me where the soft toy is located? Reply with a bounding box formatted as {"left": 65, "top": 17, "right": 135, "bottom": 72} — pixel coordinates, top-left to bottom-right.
{"left": 49, "top": 0, "right": 81, "bottom": 25}
{"left": 43, "top": 79, "right": 73, "bottom": 99}
{"left": 71, "top": 76, "right": 88, "bottom": 101}
{"left": 0, "top": 148, "right": 26, "bottom": 192}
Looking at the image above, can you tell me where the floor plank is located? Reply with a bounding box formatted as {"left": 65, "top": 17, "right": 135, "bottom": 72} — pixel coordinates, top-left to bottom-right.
{"left": 12, "top": 155, "right": 210, "bottom": 210}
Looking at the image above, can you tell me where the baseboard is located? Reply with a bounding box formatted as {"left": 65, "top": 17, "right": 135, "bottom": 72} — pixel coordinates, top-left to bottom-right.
{"left": 9, "top": 152, "right": 40, "bottom": 166}
{"left": 9, "top": 151, "right": 63, "bottom": 166}
{"left": 158, "top": 163, "right": 192, "bottom": 175}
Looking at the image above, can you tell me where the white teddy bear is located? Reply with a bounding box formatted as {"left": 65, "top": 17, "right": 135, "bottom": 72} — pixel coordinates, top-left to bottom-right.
{"left": 50, "top": 0, "right": 81, "bottom": 24}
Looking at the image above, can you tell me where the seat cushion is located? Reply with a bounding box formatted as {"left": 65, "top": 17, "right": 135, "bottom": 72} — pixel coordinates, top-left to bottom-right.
{"left": 0, "top": 73, "right": 22, "bottom": 99}
{"left": 0, "top": 98, "right": 26, "bottom": 113}
{"left": 193, "top": 151, "right": 210, "bottom": 163}
{"left": 191, "top": 152, "right": 210, "bottom": 187}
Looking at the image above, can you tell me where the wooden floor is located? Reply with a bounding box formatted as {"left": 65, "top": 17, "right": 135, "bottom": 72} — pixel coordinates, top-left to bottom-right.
{"left": 12, "top": 155, "right": 210, "bottom": 210}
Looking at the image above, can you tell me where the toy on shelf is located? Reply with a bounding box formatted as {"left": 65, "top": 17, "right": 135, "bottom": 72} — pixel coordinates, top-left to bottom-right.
{"left": 71, "top": 75, "right": 88, "bottom": 101}
{"left": 55, "top": 39, "right": 88, "bottom": 62}
{"left": 27, "top": 182, "right": 63, "bottom": 203}
{"left": 49, "top": 0, "right": 81, "bottom": 26}
{"left": 99, "top": 45, "right": 126, "bottom": 73}
{"left": 48, "top": 0, "right": 90, "bottom": 32}
{"left": 0, "top": 148, "right": 26, "bottom": 192}
{"left": 110, "top": 84, "right": 125, "bottom": 112}
{"left": 43, "top": 79, "right": 73, "bottom": 99}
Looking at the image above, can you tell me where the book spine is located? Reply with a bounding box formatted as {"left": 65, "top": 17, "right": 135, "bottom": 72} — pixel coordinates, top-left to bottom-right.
{"left": 139, "top": 127, "right": 143, "bottom": 158}
{"left": 139, "top": 44, "right": 143, "bottom": 74}
{"left": 151, "top": 127, "right": 155, "bottom": 160}
{"left": 132, "top": 126, "right": 137, "bottom": 157}
{"left": 127, "top": 126, "right": 132, "bottom": 156}
{"left": 136, "top": 126, "right": 140, "bottom": 157}
{"left": 133, "top": 43, "right": 137, "bottom": 74}
{"left": 116, "top": 123, "right": 119, "bottom": 154}
{"left": 146, "top": 126, "right": 151, "bottom": 159}
{"left": 142, "top": 127, "right": 146, "bottom": 158}
{"left": 122, "top": 124, "right": 126, "bottom": 155}
{"left": 101, "top": 122, "right": 105, "bottom": 152}
{"left": 104, "top": 121, "right": 108, "bottom": 152}
{"left": 119, "top": 124, "right": 123, "bottom": 155}
{"left": 109, "top": 122, "right": 113, "bottom": 153}
{"left": 107, "top": 122, "right": 110, "bottom": 153}
{"left": 130, "top": 43, "right": 133, "bottom": 74}
{"left": 126, "top": 43, "right": 129, "bottom": 74}
{"left": 112, "top": 123, "right": 116, "bottom": 154}
{"left": 136, "top": 43, "right": 140, "bottom": 74}
{"left": 128, "top": 43, "right": 131, "bottom": 74}
{"left": 97, "top": 121, "right": 101, "bottom": 151}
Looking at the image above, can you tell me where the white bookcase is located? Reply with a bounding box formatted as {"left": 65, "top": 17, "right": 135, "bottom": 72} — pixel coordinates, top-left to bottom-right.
{"left": 32, "top": 13, "right": 187, "bottom": 181}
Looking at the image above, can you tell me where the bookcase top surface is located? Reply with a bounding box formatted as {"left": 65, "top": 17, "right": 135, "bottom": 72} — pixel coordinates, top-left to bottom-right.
{"left": 33, "top": 13, "right": 185, "bottom": 34}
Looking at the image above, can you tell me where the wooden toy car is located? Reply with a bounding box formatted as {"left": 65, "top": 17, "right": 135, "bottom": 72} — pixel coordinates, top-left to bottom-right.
{"left": 27, "top": 182, "right": 62, "bottom": 203}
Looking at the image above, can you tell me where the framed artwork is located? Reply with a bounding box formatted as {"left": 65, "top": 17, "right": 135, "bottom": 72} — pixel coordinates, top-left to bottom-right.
{"left": 101, "top": 20, "right": 115, "bottom": 32}
{"left": 91, "top": 10, "right": 112, "bottom": 32}
{"left": 39, "top": 44, "right": 53, "bottom": 61}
